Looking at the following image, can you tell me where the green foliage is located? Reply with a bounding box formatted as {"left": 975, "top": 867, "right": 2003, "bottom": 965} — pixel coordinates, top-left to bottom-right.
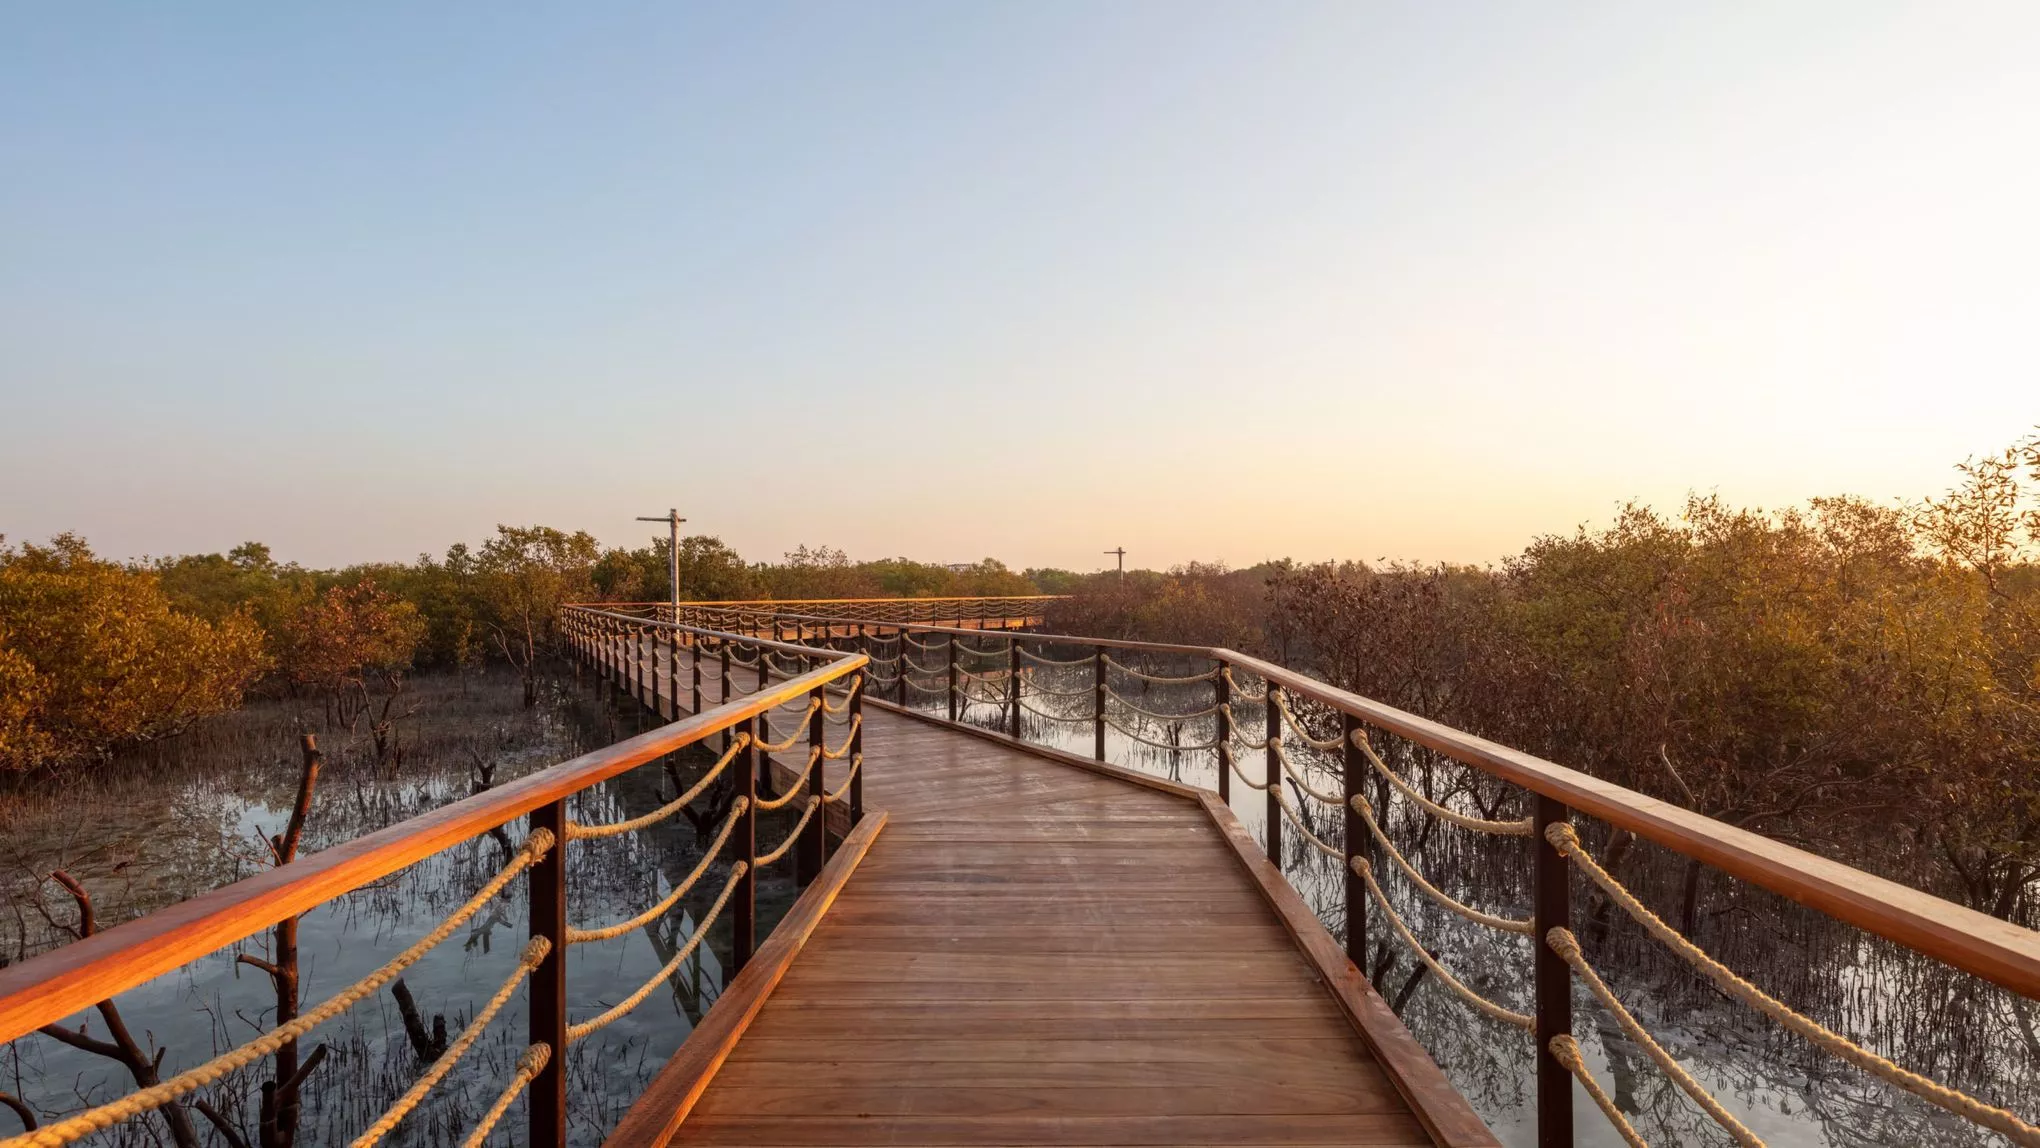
{"left": 0, "top": 534, "right": 268, "bottom": 770}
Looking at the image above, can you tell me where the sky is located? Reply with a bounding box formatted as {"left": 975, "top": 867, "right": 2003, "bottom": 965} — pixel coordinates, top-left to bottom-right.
{"left": 2, "top": 2, "right": 2036, "bottom": 573}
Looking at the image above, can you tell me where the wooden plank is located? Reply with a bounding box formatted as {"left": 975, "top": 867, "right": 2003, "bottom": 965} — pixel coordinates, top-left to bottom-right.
{"left": 604, "top": 811, "right": 888, "bottom": 1148}
{"left": 671, "top": 1113, "right": 1429, "bottom": 1146}
{"left": 1197, "top": 793, "right": 1498, "bottom": 1148}
{"left": 693, "top": 1079, "right": 1404, "bottom": 1118}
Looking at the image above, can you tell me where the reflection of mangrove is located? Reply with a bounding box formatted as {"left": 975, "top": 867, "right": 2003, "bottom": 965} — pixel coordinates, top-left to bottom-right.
{"left": 0, "top": 667, "right": 790, "bottom": 1146}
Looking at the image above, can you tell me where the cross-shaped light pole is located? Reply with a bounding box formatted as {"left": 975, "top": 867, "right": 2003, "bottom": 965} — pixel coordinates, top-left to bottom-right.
{"left": 1104, "top": 547, "right": 1126, "bottom": 582}
{"left": 636, "top": 508, "right": 687, "bottom": 618}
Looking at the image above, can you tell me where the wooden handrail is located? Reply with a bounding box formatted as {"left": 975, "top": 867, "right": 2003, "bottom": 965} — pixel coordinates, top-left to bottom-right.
{"left": 733, "top": 606, "right": 2040, "bottom": 1002}
{"left": 0, "top": 654, "right": 863, "bottom": 1044}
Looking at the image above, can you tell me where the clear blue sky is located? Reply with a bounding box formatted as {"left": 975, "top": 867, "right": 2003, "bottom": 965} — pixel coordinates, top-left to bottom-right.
{"left": 3, "top": 2, "right": 2035, "bottom": 571}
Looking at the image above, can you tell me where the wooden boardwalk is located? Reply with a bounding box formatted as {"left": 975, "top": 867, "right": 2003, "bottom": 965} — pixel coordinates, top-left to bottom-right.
{"left": 601, "top": 640, "right": 1485, "bottom": 1147}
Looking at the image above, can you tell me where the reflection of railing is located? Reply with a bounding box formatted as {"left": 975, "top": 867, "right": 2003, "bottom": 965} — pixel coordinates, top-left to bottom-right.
{"left": 704, "top": 605, "right": 2040, "bottom": 1148}
{"left": 0, "top": 617, "right": 866, "bottom": 1148}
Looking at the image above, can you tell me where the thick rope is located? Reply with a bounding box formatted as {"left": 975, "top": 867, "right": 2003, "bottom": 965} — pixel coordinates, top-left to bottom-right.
{"left": 822, "top": 754, "right": 862, "bottom": 804}
{"left": 1354, "top": 857, "right": 1535, "bottom": 1030}
{"left": 900, "top": 632, "right": 950, "bottom": 652}
{"left": 1551, "top": 1034, "right": 1652, "bottom": 1148}
{"left": 2, "top": 831, "right": 554, "bottom": 1148}
{"left": 350, "top": 936, "right": 550, "bottom": 1147}
{"left": 457, "top": 1042, "right": 549, "bottom": 1148}
{"left": 565, "top": 736, "right": 749, "bottom": 840}
{"left": 567, "top": 802, "right": 747, "bottom": 944}
{"left": 1221, "top": 705, "right": 1275, "bottom": 751}
{"left": 567, "top": 865, "right": 746, "bottom": 1041}
{"left": 822, "top": 677, "right": 862, "bottom": 713}
{"left": 1018, "top": 679, "right": 1094, "bottom": 698}
{"left": 1547, "top": 927, "right": 1764, "bottom": 1146}
{"left": 1104, "top": 685, "right": 1222, "bottom": 721}
{"left": 1017, "top": 647, "right": 1091, "bottom": 667}
{"left": 1271, "top": 784, "right": 1346, "bottom": 859}
{"left": 1017, "top": 696, "right": 1090, "bottom": 723}
{"left": 1353, "top": 733, "right": 1534, "bottom": 836}
{"left": 902, "top": 658, "right": 948, "bottom": 675}
{"left": 821, "top": 715, "right": 861, "bottom": 759}
{"left": 1103, "top": 716, "right": 1223, "bottom": 752}
{"left": 755, "top": 797, "right": 822, "bottom": 866}
{"left": 1103, "top": 656, "right": 1221, "bottom": 684}
{"left": 1272, "top": 690, "right": 1347, "bottom": 752}
{"left": 755, "top": 748, "right": 822, "bottom": 811}
{"left": 1224, "top": 745, "right": 1278, "bottom": 790}
{"left": 753, "top": 703, "right": 819, "bottom": 752}
{"left": 1273, "top": 740, "right": 1346, "bottom": 805}
{"left": 1221, "top": 666, "right": 1268, "bottom": 702}
{"left": 1549, "top": 825, "right": 2040, "bottom": 1146}
{"left": 1351, "top": 796, "right": 1533, "bottom": 934}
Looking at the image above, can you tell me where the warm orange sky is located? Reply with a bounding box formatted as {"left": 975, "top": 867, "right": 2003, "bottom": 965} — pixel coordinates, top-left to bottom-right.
{"left": 3, "top": 4, "right": 2035, "bottom": 571}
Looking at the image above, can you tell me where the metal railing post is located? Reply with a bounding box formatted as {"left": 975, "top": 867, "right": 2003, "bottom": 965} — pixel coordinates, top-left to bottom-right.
{"left": 733, "top": 717, "right": 758, "bottom": 972}
{"left": 720, "top": 641, "right": 733, "bottom": 751}
{"left": 1534, "top": 795, "right": 1574, "bottom": 1148}
{"left": 527, "top": 799, "right": 568, "bottom": 1148}
{"left": 946, "top": 636, "right": 958, "bottom": 723}
{"left": 1007, "top": 637, "right": 1021, "bottom": 739}
{"left": 665, "top": 622, "right": 678, "bottom": 718}
{"left": 1216, "top": 659, "right": 1232, "bottom": 804}
{"left": 1093, "top": 646, "right": 1107, "bottom": 760}
{"left": 691, "top": 633, "right": 702, "bottom": 716}
{"left": 1265, "top": 688, "right": 1283, "bottom": 864}
{"left": 1343, "top": 713, "right": 1366, "bottom": 976}
{"left": 897, "top": 628, "right": 909, "bottom": 705}
{"left": 849, "top": 671, "right": 865, "bottom": 824}
{"left": 798, "top": 685, "right": 826, "bottom": 885}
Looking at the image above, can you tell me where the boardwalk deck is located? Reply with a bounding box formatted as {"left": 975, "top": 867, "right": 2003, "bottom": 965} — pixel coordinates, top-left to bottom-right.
{"left": 594, "top": 636, "right": 1484, "bottom": 1147}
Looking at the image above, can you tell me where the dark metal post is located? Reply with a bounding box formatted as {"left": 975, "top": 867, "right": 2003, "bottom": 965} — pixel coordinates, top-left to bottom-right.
{"left": 1007, "top": 637, "right": 1021, "bottom": 739}
{"left": 1534, "top": 796, "right": 1574, "bottom": 1148}
{"left": 1342, "top": 712, "right": 1366, "bottom": 976}
{"left": 849, "top": 672, "right": 865, "bottom": 823}
{"left": 1092, "top": 645, "right": 1107, "bottom": 760}
{"left": 1216, "top": 660, "right": 1232, "bottom": 804}
{"left": 527, "top": 799, "right": 568, "bottom": 1148}
{"left": 1265, "top": 688, "right": 1282, "bottom": 864}
{"left": 691, "top": 632, "right": 703, "bottom": 715}
{"left": 733, "top": 718, "right": 758, "bottom": 972}
{"left": 896, "top": 628, "right": 908, "bottom": 705}
{"left": 720, "top": 641, "right": 733, "bottom": 750}
{"left": 798, "top": 685, "right": 826, "bottom": 885}
{"left": 665, "top": 622, "right": 678, "bottom": 718}
{"left": 946, "top": 636, "right": 958, "bottom": 723}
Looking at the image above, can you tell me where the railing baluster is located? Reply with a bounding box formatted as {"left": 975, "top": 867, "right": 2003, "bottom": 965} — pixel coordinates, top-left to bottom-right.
{"left": 733, "top": 717, "right": 758, "bottom": 972}
{"left": 798, "top": 684, "right": 826, "bottom": 885}
{"left": 527, "top": 798, "right": 568, "bottom": 1148}
{"left": 1007, "top": 636, "right": 1021, "bottom": 739}
{"left": 1534, "top": 795, "right": 1575, "bottom": 1148}
{"left": 896, "top": 626, "right": 907, "bottom": 705}
{"left": 720, "top": 639, "right": 733, "bottom": 752}
{"left": 1265, "top": 687, "right": 1282, "bottom": 863}
{"left": 1342, "top": 712, "right": 1365, "bottom": 976}
{"left": 665, "top": 621, "right": 678, "bottom": 718}
{"left": 1216, "top": 659, "right": 1231, "bottom": 805}
{"left": 1093, "top": 645, "right": 1106, "bottom": 761}
{"left": 946, "top": 635, "right": 958, "bottom": 723}
{"left": 850, "top": 670, "right": 865, "bottom": 824}
{"left": 691, "top": 632, "right": 702, "bottom": 716}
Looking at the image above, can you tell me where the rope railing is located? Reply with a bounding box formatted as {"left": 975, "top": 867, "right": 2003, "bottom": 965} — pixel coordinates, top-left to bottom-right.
{"left": 1221, "top": 665, "right": 1269, "bottom": 701}
{"left": 756, "top": 798, "right": 823, "bottom": 866}
{"left": 1353, "top": 856, "right": 1536, "bottom": 1031}
{"left": 1, "top": 831, "right": 554, "bottom": 1148}
{"left": 1548, "top": 823, "right": 2040, "bottom": 1147}
{"left": 350, "top": 935, "right": 551, "bottom": 1147}
{"left": 1354, "top": 732, "right": 1534, "bottom": 836}
{"left": 822, "top": 754, "right": 862, "bottom": 803}
{"left": 567, "top": 802, "right": 748, "bottom": 944}
{"left": 1017, "top": 647, "right": 1091, "bottom": 667}
{"left": 821, "top": 714, "right": 861, "bottom": 759}
{"left": 459, "top": 1044, "right": 549, "bottom": 1148}
{"left": 753, "top": 703, "right": 820, "bottom": 752}
{"left": 1102, "top": 715, "right": 1223, "bottom": 752}
{"left": 1270, "top": 783, "right": 1344, "bottom": 859}
{"left": 565, "top": 736, "right": 749, "bottom": 840}
{"left": 1103, "top": 685, "right": 1222, "bottom": 722}
{"left": 1102, "top": 655, "right": 1220, "bottom": 684}
{"left": 1351, "top": 795, "right": 1533, "bottom": 935}
{"left": 1271, "top": 688, "right": 1347, "bottom": 752}
{"left": 1550, "top": 1035, "right": 1650, "bottom": 1148}
{"left": 755, "top": 748, "right": 822, "bottom": 810}
{"left": 566, "top": 865, "right": 746, "bottom": 1043}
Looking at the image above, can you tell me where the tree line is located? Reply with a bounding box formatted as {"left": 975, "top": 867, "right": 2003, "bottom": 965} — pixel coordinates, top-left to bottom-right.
{"left": 0, "top": 528, "right": 1048, "bottom": 773}
{"left": 1046, "top": 431, "right": 2040, "bottom": 925}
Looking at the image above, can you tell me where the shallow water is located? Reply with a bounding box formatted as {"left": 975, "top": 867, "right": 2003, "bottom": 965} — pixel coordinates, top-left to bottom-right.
{"left": 0, "top": 669, "right": 814, "bottom": 1147}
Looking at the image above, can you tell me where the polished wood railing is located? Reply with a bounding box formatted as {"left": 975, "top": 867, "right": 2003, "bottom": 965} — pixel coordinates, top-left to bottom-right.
{"left": 699, "top": 602, "right": 2040, "bottom": 1148}
{"left": 0, "top": 619, "right": 867, "bottom": 1148}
